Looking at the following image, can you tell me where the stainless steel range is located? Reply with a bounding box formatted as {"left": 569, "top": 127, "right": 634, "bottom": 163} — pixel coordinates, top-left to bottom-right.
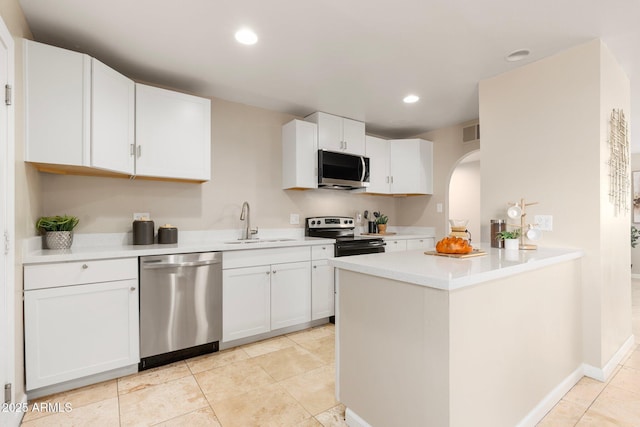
{"left": 305, "top": 216, "right": 385, "bottom": 256}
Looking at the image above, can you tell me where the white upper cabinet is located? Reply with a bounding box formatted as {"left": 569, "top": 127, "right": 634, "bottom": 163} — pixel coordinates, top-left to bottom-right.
{"left": 91, "top": 58, "right": 135, "bottom": 174}
{"left": 24, "top": 40, "right": 211, "bottom": 182}
{"left": 365, "top": 137, "right": 433, "bottom": 195}
{"left": 389, "top": 139, "right": 433, "bottom": 195}
{"left": 24, "top": 40, "right": 90, "bottom": 166}
{"left": 305, "top": 112, "right": 365, "bottom": 155}
{"left": 135, "top": 84, "right": 211, "bottom": 181}
{"left": 282, "top": 119, "right": 318, "bottom": 189}
{"left": 365, "top": 135, "right": 391, "bottom": 194}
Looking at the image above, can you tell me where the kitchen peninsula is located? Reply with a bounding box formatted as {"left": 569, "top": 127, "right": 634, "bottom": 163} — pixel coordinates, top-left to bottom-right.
{"left": 330, "top": 246, "right": 584, "bottom": 427}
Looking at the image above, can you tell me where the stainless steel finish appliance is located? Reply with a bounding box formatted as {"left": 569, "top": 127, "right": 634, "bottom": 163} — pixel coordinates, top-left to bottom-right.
{"left": 139, "top": 252, "right": 222, "bottom": 370}
{"left": 305, "top": 216, "right": 385, "bottom": 257}
{"left": 318, "top": 150, "right": 370, "bottom": 190}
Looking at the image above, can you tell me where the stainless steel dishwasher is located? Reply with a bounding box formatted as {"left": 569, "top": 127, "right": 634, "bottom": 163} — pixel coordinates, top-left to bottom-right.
{"left": 139, "top": 252, "right": 222, "bottom": 370}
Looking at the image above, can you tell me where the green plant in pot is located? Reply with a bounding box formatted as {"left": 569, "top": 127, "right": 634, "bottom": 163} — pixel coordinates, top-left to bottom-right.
{"left": 373, "top": 211, "right": 389, "bottom": 234}
{"left": 36, "top": 215, "right": 79, "bottom": 250}
{"left": 496, "top": 229, "right": 520, "bottom": 250}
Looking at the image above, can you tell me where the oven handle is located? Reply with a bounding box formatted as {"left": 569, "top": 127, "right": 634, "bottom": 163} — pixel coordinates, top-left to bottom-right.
{"left": 336, "top": 241, "right": 386, "bottom": 248}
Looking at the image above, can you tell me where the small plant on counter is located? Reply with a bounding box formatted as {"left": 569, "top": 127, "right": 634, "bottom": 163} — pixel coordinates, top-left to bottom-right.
{"left": 373, "top": 211, "right": 388, "bottom": 225}
{"left": 36, "top": 215, "right": 79, "bottom": 233}
{"left": 36, "top": 215, "right": 79, "bottom": 250}
{"left": 495, "top": 229, "right": 520, "bottom": 241}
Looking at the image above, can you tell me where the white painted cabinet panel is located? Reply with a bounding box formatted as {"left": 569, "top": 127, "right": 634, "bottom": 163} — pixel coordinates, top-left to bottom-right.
{"left": 305, "top": 112, "right": 365, "bottom": 155}
{"left": 24, "top": 39, "right": 90, "bottom": 166}
{"left": 24, "top": 279, "right": 139, "bottom": 391}
{"left": 282, "top": 119, "right": 318, "bottom": 189}
{"left": 222, "top": 265, "right": 271, "bottom": 342}
{"left": 24, "top": 258, "right": 138, "bottom": 291}
{"left": 135, "top": 84, "right": 211, "bottom": 181}
{"left": 312, "top": 259, "right": 335, "bottom": 320}
{"left": 389, "top": 139, "right": 433, "bottom": 195}
{"left": 365, "top": 135, "right": 390, "bottom": 194}
{"left": 406, "top": 238, "right": 435, "bottom": 251}
{"left": 385, "top": 239, "right": 408, "bottom": 252}
{"left": 91, "top": 58, "right": 135, "bottom": 174}
{"left": 271, "top": 261, "right": 311, "bottom": 330}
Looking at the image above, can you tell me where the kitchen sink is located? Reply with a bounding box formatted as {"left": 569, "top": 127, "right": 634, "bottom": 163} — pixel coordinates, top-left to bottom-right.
{"left": 224, "top": 238, "right": 297, "bottom": 244}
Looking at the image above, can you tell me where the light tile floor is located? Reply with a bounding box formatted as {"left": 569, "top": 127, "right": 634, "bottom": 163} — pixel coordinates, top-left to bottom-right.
{"left": 21, "top": 324, "right": 347, "bottom": 427}
{"left": 19, "top": 280, "right": 640, "bottom": 427}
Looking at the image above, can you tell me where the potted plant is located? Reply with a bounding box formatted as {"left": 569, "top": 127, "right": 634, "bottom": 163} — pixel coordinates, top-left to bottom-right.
{"left": 374, "top": 211, "right": 389, "bottom": 234}
{"left": 36, "top": 215, "right": 79, "bottom": 249}
{"left": 496, "top": 229, "right": 520, "bottom": 250}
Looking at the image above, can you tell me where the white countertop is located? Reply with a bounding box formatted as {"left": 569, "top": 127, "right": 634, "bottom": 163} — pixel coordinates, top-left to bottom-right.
{"left": 329, "top": 244, "right": 584, "bottom": 291}
{"left": 23, "top": 234, "right": 334, "bottom": 264}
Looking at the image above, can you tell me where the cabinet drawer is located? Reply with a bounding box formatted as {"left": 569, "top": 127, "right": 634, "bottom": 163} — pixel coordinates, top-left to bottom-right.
{"left": 24, "top": 258, "right": 138, "bottom": 290}
{"left": 311, "top": 244, "right": 334, "bottom": 260}
{"left": 223, "top": 246, "right": 311, "bottom": 269}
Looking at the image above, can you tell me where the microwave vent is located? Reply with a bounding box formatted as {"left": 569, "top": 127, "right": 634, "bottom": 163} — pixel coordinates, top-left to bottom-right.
{"left": 462, "top": 123, "right": 480, "bottom": 143}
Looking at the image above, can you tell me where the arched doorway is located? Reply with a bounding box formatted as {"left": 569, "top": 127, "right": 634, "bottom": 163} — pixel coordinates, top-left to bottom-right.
{"left": 447, "top": 150, "right": 480, "bottom": 243}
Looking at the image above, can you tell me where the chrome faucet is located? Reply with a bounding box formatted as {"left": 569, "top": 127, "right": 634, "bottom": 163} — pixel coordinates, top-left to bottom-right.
{"left": 240, "top": 201, "right": 258, "bottom": 240}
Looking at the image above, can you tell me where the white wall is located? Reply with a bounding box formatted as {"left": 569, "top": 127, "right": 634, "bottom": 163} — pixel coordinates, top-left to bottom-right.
{"left": 448, "top": 158, "right": 480, "bottom": 242}
{"left": 479, "top": 39, "right": 631, "bottom": 370}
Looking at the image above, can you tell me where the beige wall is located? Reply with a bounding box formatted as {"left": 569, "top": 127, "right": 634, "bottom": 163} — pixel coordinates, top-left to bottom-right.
{"left": 397, "top": 122, "right": 480, "bottom": 239}
{"left": 0, "top": 0, "right": 35, "bottom": 407}
{"left": 449, "top": 158, "right": 481, "bottom": 240}
{"left": 479, "top": 40, "right": 631, "bottom": 369}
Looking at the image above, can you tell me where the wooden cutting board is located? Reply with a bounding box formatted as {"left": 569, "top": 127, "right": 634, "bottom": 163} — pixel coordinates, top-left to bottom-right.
{"left": 424, "top": 249, "right": 487, "bottom": 258}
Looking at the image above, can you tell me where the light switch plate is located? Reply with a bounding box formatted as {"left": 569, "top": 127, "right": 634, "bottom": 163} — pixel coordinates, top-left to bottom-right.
{"left": 436, "top": 203, "right": 443, "bottom": 213}
{"left": 290, "top": 213, "right": 300, "bottom": 225}
{"left": 133, "top": 212, "right": 150, "bottom": 220}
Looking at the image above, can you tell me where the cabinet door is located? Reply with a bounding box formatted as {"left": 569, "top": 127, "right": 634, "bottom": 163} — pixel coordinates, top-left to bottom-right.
{"left": 312, "top": 260, "right": 335, "bottom": 320}
{"left": 91, "top": 58, "right": 135, "bottom": 174}
{"left": 135, "top": 84, "right": 211, "bottom": 181}
{"left": 271, "top": 261, "right": 311, "bottom": 330}
{"left": 365, "top": 136, "right": 390, "bottom": 194}
{"left": 314, "top": 112, "right": 343, "bottom": 152}
{"left": 389, "top": 139, "right": 433, "bottom": 195}
{"left": 406, "top": 238, "right": 435, "bottom": 251}
{"left": 342, "top": 118, "right": 366, "bottom": 155}
{"left": 282, "top": 119, "right": 318, "bottom": 189}
{"left": 24, "top": 280, "right": 139, "bottom": 391}
{"left": 223, "top": 265, "right": 271, "bottom": 342}
{"left": 385, "top": 239, "right": 407, "bottom": 252}
{"left": 24, "top": 40, "right": 90, "bottom": 166}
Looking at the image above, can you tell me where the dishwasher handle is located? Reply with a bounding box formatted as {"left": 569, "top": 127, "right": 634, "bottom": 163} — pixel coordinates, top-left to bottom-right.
{"left": 142, "top": 259, "right": 221, "bottom": 269}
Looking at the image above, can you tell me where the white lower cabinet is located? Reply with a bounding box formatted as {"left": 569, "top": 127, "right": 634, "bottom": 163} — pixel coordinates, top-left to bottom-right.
{"left": 24, "top": 278, "right": 139, "bottom": 391}
{"left": 270, "top": 262, "right": 311, "bottom": 330}
{"left": 222, "top": 247, "right": 313, "bottom": 343}
{"left": 312, "top": 259, "right": 335, "bottom": 320}
{"left": 222, "top": 265, "right": 272, "bottom": 342}
{"left": 24, "top": 258, "right": 140, "bottom": 392}
{"left": 384, "top": 237, "right": 435, "bottom": 252}
{"left": 407, "top": 238, "right": 435, "bottom": 250}
{"left": 385, "top": 239, "right": 408, "bottom": 252}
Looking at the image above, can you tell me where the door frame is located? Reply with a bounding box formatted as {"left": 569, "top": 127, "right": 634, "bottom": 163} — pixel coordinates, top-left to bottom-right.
{"left": 0, "top": 12, "right": 16, "bottom": 427}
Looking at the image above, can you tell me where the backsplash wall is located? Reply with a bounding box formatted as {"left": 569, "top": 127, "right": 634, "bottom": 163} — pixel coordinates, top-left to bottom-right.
{"left": 38, "top": 98, "right": 398, "bottom": 234}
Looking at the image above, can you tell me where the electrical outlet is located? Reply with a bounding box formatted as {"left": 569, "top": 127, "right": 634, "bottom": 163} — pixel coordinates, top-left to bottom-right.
{"left": 133, "top": 212, "right": 150, "bottom": 220}
{"left": 436, "top": 203, "right": 443, "bottom": 213}
{"left": 534, "top": 215, "right": 553, "bottom": 231}
{"left": 290, "top": 213, "right": 300, "bottom": 225}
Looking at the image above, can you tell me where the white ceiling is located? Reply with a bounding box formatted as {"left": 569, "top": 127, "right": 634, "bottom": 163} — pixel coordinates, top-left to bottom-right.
{"left": 18, "top": 0, "right": 640, "bottom": 150}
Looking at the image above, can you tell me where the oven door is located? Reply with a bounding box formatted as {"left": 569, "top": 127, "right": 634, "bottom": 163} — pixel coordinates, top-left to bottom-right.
{"left": 335, "top": 240, "right": 385, "bottom": 257}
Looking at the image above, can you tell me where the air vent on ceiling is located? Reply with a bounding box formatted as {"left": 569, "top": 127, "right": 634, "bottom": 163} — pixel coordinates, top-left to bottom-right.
{"left": 462, "top": 123, "right": 480, "bottom": 143}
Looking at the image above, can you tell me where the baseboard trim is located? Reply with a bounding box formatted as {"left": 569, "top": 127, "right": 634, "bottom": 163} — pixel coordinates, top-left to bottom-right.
{"left": 516, "top": 365, "right": 584, "bottom": 427}
{"left": 345, "top": 408, "right": 373, "bottom": 427}
{"left": 583, "top": 334, "right": 636, "bottom": 382}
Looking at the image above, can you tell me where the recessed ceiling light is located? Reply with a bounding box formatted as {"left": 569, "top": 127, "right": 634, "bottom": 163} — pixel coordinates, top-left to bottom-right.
{"left": 403, "top": 94, "right": 420, "bottom": 104}
{"left": 235, "top": 28, "right": 258, "bottom": 45}
{"left": 506, "top": 49, "right": 530, "bottom": 62}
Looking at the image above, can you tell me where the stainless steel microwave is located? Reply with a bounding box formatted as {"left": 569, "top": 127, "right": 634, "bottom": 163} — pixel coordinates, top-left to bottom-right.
{"left": 318, "top": 150, "right": 370, "bottom": 190}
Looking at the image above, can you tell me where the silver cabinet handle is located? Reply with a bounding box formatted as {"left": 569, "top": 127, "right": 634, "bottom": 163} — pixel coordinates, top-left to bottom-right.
{"left": 266, "top": 271, "right": 270, "bottom": 275}
{"left": 130, "top": 287, "right": 136, "bottom": 291}
{"left": 137, "top": 145, "right": 142, "bottom": 158}
{"left": 313, "top": 265, "right": 317, "bottom": 269}
{"left": 130, "top": 144, "right": 135, "bottom": 156}
{"left": 272, "top": 270, "right": 277, "bottom": 274}
{"left": 386, "top": 176, "right": 389, "bottom": 183}
{"left": 82, "top": 264, "right": 88, "bottom": 269}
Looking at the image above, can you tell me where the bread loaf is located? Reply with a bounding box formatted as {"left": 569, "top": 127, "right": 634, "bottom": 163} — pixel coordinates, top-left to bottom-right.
{"left": 435, "top": 237, "right": 473, "bottom": 254}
